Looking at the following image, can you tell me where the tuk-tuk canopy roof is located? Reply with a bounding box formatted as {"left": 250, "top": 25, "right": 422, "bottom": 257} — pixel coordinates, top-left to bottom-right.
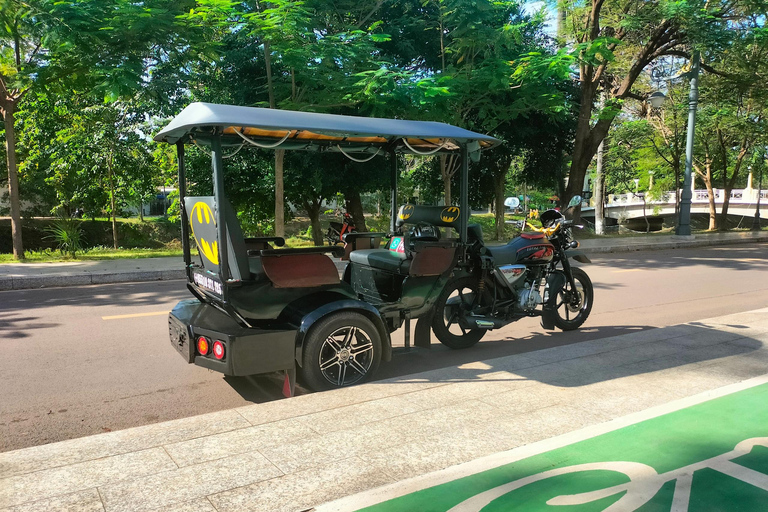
{"left": 154, "top": 102, "right": 500, "bottom": 155}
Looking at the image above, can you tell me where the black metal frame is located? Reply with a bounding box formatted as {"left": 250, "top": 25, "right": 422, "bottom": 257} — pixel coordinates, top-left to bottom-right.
{"left": 176, "top": 136, "right": 475, "bottom": 288}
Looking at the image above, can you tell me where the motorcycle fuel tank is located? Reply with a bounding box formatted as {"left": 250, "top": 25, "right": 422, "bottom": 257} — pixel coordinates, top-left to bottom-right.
{"left": 488, "top": 235, "right": 555, "bottom": 266}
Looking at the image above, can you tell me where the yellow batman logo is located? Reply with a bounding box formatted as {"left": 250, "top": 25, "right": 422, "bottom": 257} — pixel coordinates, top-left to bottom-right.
{"left": 399, "top": 204, "right": 415, "bottom": 220}
{"left": 190, "top": 202, "right": 219, "bottom": 266}
{"left": 440, "top": 206, "right": 460, "bottom": 223}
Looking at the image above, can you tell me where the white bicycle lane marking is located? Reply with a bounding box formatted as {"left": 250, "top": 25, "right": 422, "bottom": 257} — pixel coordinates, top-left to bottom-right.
{"left": 448, "top": 437, "right": 768, "bottom": 512}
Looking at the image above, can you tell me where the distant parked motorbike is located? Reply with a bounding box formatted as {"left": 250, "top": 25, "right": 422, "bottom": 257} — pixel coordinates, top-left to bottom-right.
{"left": 431, "top": 196, "right": 594, "bottom": 349}
{"left": 326, "top": 212, "right": 356, "bottom": 245}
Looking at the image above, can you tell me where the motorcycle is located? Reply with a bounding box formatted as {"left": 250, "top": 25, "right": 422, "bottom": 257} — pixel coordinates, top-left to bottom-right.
{"left": 431, "top": 196, "right": 593, "bottom": 349}
{"left": 326, "top": 211, "right": 356, "bottom": 245}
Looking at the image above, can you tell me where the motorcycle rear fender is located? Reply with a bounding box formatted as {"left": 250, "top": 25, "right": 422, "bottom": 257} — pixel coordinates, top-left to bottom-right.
{"left": 541, "top": 271, "right": 566, "bottom": 330}
{"left": 293, "top": 299, "right": 391, "bottom": 367}
{"left": 566, "top": 250, "right": 591, "bottom": 264}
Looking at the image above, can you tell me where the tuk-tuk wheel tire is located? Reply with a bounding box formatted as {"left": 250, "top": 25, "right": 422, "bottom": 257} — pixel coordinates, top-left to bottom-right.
{"left": 299, "top": 311, "right": 382, "bottom": 391}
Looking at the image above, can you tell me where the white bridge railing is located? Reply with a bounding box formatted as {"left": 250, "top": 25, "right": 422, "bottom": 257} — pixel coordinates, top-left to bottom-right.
{"left": 602, "top": 188, "right": 768, "bottom": 208}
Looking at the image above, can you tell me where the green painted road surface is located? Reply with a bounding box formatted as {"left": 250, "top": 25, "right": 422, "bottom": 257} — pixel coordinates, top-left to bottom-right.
{"left": 359, "top": 382, "right": 768, "bottom": 512}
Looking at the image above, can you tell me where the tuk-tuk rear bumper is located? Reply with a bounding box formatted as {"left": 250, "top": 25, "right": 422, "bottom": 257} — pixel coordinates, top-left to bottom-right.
{"left": 168, "top": 299, "right": 296, "bottom": 377}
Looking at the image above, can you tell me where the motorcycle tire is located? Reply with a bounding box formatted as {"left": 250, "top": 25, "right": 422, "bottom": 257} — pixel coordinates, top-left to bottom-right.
{"left": 326, "top": 227, "right": 340, "bottom": 246}
{"left": 553, "top": 267, "right": 593, "bottom": 331}
{"left": 432, "top": 276, "right": 487, "bottom": 349}
{"left": 299, "top": 311, "right": 382, "bottom": 391}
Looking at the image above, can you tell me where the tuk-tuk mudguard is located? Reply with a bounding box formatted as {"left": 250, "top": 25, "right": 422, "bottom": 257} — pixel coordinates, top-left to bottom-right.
{"left": 169, "top": 299, "right": 296, "bottom": 377}
{"left": 291, "top": 298, "right": 391, "bottom": 367}
{"left": 565, "top": 250, "right": 591, "bottom": 264}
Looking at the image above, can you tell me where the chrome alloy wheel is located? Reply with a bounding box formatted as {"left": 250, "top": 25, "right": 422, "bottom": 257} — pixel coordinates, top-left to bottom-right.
{"left": 318, "top": 326, "right": 374, "bottom": 386}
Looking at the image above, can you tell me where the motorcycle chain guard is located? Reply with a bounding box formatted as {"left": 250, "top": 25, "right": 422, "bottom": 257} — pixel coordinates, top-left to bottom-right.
{"left": 541, "top": 271, "right": 566, "bottom": 330}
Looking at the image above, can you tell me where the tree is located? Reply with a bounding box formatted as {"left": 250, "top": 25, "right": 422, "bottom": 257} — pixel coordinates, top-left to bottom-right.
{"left": 1, "top": 0, "right": 190, "bottom": 258}
{"left": 535, "top": 0, "right": 768, "bottom": 211}
{"left": 47, "top": 101, "right": 156, "bottom": 247}
{"left": 182, "top": 0, "right": 392, "bottom": 236}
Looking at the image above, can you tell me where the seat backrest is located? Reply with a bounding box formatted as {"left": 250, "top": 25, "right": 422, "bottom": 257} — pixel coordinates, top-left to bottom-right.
{"left": 185, "top": 195, "right": 250, "bottom": 281}
{"left": 395, "top": 204, "right": 461, "bottom": 231}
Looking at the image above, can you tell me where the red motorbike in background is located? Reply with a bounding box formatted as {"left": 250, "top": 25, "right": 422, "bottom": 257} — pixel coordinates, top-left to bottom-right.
{"left": 326, "top": 212, "right": 356, "bottom": 245}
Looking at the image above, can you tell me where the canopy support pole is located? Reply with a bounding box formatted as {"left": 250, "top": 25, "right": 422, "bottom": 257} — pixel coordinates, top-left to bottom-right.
{"left": 390, "top": 151, "right": 398, "bottom": 233}
{"left": 211, "top": 135, "right": 230, "bottom": 283}
{"left": 459, "top": 143, "right": 469, "bottom": 244}
{"left": 177, "top": 142, "right": 191, "bottom": 269}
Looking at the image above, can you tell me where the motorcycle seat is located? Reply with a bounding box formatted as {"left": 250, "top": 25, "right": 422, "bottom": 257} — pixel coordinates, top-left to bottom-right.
{"left": 349, "top": 249, "right": 411, "bottom": 274}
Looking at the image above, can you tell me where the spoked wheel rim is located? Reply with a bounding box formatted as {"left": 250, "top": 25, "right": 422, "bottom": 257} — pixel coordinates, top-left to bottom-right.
{"left": 556, "top": 278, "right": 588, "bottom": 322}
{"left": 442, "top": 286, "right": 476, "bottom": 337}
{"left": 318, "top": 326, "right": 374, "bottom": 386}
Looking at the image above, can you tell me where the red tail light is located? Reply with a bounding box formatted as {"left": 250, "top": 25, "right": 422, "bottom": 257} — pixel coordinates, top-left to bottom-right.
{"left": 197, "top": 336, "right": 210, "bottom": 355}
{"left": 212, "top": 340, "right": 225, "bottom": 360}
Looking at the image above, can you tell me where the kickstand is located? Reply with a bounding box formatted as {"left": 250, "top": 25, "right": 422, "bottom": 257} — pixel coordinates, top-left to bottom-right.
{"left": 282, "top": 367, "right": 296, "bottom": 398}
{"left": 404, "top": 315, "right": 411, "bottom": 351}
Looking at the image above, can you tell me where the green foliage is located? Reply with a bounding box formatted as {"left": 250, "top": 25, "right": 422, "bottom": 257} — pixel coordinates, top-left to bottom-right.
{"left": 43, "top": 217, "right": 84, "bottom": 258}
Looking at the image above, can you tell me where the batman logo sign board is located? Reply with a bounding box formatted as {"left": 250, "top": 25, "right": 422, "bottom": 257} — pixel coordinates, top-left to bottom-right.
{"left": 186, "top": 198, "right": 220, "bottom": 271}
{"left": 440, "top": 206, "right": 460, "bottom": 224}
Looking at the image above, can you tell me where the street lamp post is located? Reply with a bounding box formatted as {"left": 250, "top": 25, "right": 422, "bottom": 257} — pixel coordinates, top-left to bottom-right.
{"left": 677, "top": 51, "right": 700, "bottom": 236}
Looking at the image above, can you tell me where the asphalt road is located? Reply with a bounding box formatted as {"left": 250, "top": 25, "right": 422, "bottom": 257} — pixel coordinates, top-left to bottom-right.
{"left": 2, "top": 244, "right": 768, "bottom": 452}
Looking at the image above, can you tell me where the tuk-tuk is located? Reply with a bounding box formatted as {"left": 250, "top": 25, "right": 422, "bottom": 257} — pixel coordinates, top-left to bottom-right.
{"left": 156, "top": 103, "right": 594, "bottom": 395}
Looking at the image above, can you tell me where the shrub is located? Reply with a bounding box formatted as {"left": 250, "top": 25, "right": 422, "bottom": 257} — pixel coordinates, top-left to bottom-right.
{"left": 44, "top": 218, "right": 85, "bottom": 258}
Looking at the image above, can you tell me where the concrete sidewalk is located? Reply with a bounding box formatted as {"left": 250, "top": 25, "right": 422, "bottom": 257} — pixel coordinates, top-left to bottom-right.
{"left": 2, "top": 230, "right": 767, "bottom": 291}
{"left": 1, "top": 307, "right": 767, "bottom": 512}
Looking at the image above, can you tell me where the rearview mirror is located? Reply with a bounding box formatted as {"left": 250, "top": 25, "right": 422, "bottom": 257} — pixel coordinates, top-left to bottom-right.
{"left": 568, "top": 195, "right": 583, "bottom": 208}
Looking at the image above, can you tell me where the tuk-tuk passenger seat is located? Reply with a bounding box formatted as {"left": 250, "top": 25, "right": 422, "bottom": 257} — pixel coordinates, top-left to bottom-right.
{"left": 348, "top": 204, "right": 460, "bottom": 277}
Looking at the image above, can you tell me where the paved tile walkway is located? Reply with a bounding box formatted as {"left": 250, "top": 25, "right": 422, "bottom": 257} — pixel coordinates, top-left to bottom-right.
{"left": 1, "top": 307, "right": 767, "bottom": 511}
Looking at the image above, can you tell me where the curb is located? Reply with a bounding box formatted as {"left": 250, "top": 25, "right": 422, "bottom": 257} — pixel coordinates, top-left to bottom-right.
{"left": 0, "top": 269, "right": 186, "bottom": 291}
{"left": 581, "top": 232, "right": 768, "bottom": 254}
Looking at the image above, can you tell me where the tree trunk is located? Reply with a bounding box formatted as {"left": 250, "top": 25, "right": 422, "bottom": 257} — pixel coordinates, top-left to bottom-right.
{"left": 344, "top": 191, "right": 367, "bottom": 232}
{"left": 594, "top": 138, "right": 605, "bottom": 235}
{"left": 263, "top": 38, "right": 285, "bottom": 238}
{"left": 305, "top": 199, "right": 324, "bottom": 246}
{"left": 717, "top": 193, "right": 731, "bottom": 231}
{"left": 493, "top": 172, "right": 506, "bottom": 241}
{"left": 107, "top": 158, "right": 118, "bottom": 249}
{"left": 704, "top": 176, "right": 716, "bottom": 231}
{"left": 439, "top": 154, "right": 453, "bottom": 206}
{"left": 275, "top": 149, "right": 285, "bottom": 237}
{"left": 718, "top": 147, "right": 748, "bottom": 231}
{"left": 2, "top": 99, "right": 23, "bottom": 259}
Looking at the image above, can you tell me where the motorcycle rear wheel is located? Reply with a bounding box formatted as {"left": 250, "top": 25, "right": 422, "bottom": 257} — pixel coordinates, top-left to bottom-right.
{"left": 432, "top": 276, "right": 487, "bottom": 349}
{"left": 553, "top": 267, "right": 593, "bottom": 331}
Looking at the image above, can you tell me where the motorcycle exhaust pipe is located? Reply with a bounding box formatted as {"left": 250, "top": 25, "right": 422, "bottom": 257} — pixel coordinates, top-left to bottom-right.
{"left": 461, "top": 316, "right": 506, "bottom": 330}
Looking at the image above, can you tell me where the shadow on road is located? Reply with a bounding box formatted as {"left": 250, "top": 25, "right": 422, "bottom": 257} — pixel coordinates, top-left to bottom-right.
{"left": 590, "top": 243, "right": 768, "bottom": 272}
{"left": 0, "top": 280, "right": 188, "bottom": 313}
{"left": 0, "top": 312, "right": 60, "bottom": 338}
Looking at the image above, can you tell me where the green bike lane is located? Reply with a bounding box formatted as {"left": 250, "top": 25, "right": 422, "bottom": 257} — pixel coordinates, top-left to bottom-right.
{"left": 319, "top": 376, "right": 768, "bottom": 512}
